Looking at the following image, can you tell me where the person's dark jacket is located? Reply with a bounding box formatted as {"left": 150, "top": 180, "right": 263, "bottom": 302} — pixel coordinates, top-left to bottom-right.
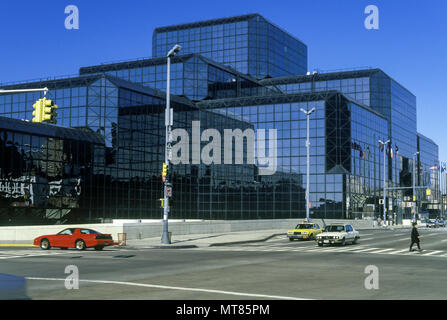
{"left": 411, "top": 227, "right": 420, "bottom": 242}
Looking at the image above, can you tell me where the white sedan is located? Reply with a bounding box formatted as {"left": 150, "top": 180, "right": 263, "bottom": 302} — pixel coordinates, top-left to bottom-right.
{"left": 316, "top": 224, "right": 360, "bottom": 246}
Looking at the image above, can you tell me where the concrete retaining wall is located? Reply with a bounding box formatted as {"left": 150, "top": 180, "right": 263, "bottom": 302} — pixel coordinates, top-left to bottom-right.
{"left": 122, "top": 218, "right": 374, "bottom": 240}
{"left": 0, "top": 219, "right": 375, "bottom": 243}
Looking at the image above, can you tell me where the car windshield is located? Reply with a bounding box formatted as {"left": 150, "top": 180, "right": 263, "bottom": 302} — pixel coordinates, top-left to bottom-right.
{"left": 324, "top": 225, "right": 345, "bottom": 232}
{"left": 295, "top": 224, "right": 313, "bottom": 229}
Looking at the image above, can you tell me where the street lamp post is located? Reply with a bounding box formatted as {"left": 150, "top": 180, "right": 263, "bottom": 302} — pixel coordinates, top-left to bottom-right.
{"left": 301, "top": 107, "right": 316, "bottom": 221}
{"left": 412, "top": 152, "right": 419, "bottom": 222}
{"left": 379, "top": 139, "right": 390, "bottom": 226}
{"left": 161, "top": 44, "right": 181, "bottom": 244}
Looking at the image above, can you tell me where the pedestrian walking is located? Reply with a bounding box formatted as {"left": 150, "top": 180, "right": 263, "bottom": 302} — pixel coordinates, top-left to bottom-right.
{"left": 409, "top": 222, "right": 423, "bottom": 252}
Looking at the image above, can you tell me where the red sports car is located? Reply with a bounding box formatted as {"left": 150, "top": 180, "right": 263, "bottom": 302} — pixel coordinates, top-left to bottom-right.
{"left": 34, "top": 228, "right": 114, "bottom": 251}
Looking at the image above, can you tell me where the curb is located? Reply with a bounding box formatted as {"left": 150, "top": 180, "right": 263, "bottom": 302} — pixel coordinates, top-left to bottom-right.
{"left": 209, "top": 233, "right": 286, "bottom": 247}
{"left": 0, "top": 244, "right": 36, "bottom": 247}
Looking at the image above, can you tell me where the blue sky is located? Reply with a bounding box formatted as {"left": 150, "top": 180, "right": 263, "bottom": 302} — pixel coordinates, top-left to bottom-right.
{"left": 1, "top": 0, "right": 446, "bottom": 159}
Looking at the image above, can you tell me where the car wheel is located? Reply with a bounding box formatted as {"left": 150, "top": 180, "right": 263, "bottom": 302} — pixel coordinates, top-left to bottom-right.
{"left": 308, "top": 234, "right": 314, "bottom": 241}
{"left": 353, "top": 237, "right": 358, "bottom": 244}
{"left": 40, "top": 239, "right": 51, "bottom": 250}
{"left": 318, "top": 242, "right": 323, "bottom": 247}
{"left": 94, "top": 246, "right": 104, "bottom": 251}
{"left": 289, "top": 238, "right": 294, "bottom": 241}
{"left": 75, "top": 240, "right": 86, "bottom": 251}
{"left": 341, "top": 238, "right": 346, "bottom": 246}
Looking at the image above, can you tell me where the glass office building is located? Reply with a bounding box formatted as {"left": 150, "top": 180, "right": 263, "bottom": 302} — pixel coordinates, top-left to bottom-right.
{"left": 198, "top": 91, "right": 388, "bottom": 219}
{"left": 417, "top": 133, "right": 440, "bottom": 213}
{"left": 0, "top": 14, "right": 440, "bottom": 224}
{"left": 79, "top": 54, "right": 277, "bottom": 101}
{"left": 260, "top": 70, "right": 421, "bottom": 213}
{"left": 152, "top": 14, "right": 308, "bottom": 79}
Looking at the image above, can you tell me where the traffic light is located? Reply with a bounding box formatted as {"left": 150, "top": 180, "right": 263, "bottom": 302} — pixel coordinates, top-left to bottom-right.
{"left": 159, "top": 198, "right": 165, "bottom": 208}
{"left": 162, "top": 162, "right": 168, "bottom": 182}
{"left": 41, "top": 98, "right": 58, "bottom": 123}
{"left": 32, "top": 98, "right": 58, "bottom": 123}
{"left": 32, "top": 99, "right": 43, "bottom": 123}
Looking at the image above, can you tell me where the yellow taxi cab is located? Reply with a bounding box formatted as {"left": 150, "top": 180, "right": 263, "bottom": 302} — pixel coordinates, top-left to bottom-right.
{"left": 287, "top": 222, "right": 323, "bottom": 241}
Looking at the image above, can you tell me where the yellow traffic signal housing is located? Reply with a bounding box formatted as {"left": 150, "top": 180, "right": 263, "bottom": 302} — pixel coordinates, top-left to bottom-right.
{"left": 32, "top": 99, "right": 43, "bottom": 123}
{"left": 159, "top": 198, "right": 165, "bottom": 208}
{"left": 162, "top": 162, "right": 168, "bottom": 182}
{"left": 41, "top": 98, "right": 58, "bottom": 123}
{"left": 32, "top": 98, "right": 58, "bottom": 123}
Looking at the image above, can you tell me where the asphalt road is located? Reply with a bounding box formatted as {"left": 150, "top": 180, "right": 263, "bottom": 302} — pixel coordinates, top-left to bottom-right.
{"left": 1, "top": 227, "right": 446, "bottom": 300}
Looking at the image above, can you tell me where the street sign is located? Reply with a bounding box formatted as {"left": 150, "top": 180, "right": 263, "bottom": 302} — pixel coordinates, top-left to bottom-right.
{"left": 426, "top": 189, "right": 431, "bottom": 196}
{"left": 166, "top": 186, "right": 172, "bottom": 197}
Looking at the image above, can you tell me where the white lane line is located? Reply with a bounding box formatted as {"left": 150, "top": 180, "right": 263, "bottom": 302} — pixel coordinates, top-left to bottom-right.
{"left": 358, "top": 237, "right": 374, "bottom": 241}
{"left": 26, "top": 277, "right": 310, "bottom": 300}
{"left": 387, "top": 249, "right": 411, "bottom": 254}
{"left": 324, "top": 246, "right": 365, "bottom": 252}
{"left": 349, "top": 247, "right": 380, "bottom": 253}
{"left": 360, "top": 234, "right": 373, "bottom": 237}
{"left": 0, "top": 256, "right": 24, "bottom": 259}
{"left": 422, "top": 250, "right": 444, "bottom": 256}
{"left": 423, "top": 233, "right": 444, "bottom": 237}
{"left": 441, "top": 239, "right": 447, "bottom": 242}
{"left": 369, "top": 248, "right": 396, "bottom": 254}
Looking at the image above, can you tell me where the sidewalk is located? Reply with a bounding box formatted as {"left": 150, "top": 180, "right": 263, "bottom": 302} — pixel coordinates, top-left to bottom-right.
{"left": 124, "top": 229, "right": 287, "bottom": 249}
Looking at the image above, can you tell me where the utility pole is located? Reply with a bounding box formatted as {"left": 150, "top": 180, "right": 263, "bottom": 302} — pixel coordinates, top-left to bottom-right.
{"left": 379, "top": 139, "right": 390, "bottom": 226}
{"left": 413, "top": 152, "right": 419, "bottom": 222}
{"left": 300, "top": 107, "right": 315, "bottom": 221}
{"left": 161, "top": 44, "right": 181, "bottom": 244}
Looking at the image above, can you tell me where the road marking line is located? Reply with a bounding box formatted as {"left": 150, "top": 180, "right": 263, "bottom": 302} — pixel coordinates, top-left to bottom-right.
{"left": 422, "top": 250, "right": 444, "bottom": 256}
{"left": 0, "top": 256, "right": 23, "bottom": 259}
{"left": 369, "top": 248, "right": 396, "bottom": 254}
{"left": 321, "top": 246, "right": 364, "bottom": 252}
{"left": 26, "top": 277, "right": 310, "bottom": 300}
{"left": 351, "top": 247, "right": 380, "bottom": 253}
{"left": 387, "top": 249, "right": 410, "bottom": 254}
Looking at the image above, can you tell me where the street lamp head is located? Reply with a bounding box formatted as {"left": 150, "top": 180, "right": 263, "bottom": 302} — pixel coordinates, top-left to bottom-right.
{"left": 167, "top": 44, "right": 182, "bottom": 57}
{"left": 300, "top": 107, "right": 316, "bottom": 115}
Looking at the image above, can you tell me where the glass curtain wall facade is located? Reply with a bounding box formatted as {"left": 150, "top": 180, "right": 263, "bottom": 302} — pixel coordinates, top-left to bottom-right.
{"left": 417, "top": 133, "right": 440, "bottom": 215}
{"left": 79, "top": 54, "right": 273, "bottom": 101}
{"left": 260, "top": 69, "right": 420, "bottom": 211}
{"left": 0, "top": 116, "right": 104, "bottom": 225}
{"left": 198, "top": 92, "right": 387, "bottom": 219}
{"left": 0, "top": 74, "right": 262, "bottom": 224}
{"left": 152, "top": 14, "right": 307, "bottom": 78}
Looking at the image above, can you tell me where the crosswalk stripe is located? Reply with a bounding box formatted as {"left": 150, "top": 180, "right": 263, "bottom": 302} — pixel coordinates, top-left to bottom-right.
{"left": 388, "top": 249, "right": 411, "bottom": 254}
{"left": 422, "top": 250, "right": 443, "bottom": 256}
{"left": 367, "top": 248, "right": 396, "bottom": 254}
{"left": 351, "top": 247, "right": 380, "bottom": 253}
{"left": 201, "top": 245, "right": 447, "bottom": 258}
{"left": 324, "top": 246, "right": 365, "bottom": 252}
